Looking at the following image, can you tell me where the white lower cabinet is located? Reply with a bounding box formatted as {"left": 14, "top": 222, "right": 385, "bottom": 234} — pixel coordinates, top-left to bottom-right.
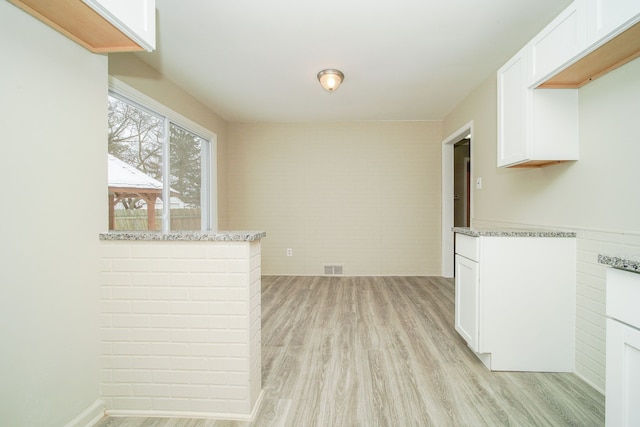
{"left": 605, "top": 268, "right": 640, "bottom": 426}
{"left": 454, "top": 232, "right": 576, "bottom": 372}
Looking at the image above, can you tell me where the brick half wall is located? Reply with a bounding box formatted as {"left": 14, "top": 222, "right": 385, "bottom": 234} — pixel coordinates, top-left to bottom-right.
{"left": 100, "top": 240, "right": 262, "bottom": 420}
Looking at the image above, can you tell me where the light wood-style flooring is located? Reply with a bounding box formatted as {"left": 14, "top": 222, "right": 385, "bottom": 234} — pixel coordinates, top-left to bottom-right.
{"left": 95, "top": 276, "right": 605, "bottom": 427}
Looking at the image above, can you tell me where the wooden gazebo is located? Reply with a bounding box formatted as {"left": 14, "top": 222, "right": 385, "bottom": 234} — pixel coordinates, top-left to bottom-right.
{"left": 108, "top": 154, "right": 176, "bottom": 231}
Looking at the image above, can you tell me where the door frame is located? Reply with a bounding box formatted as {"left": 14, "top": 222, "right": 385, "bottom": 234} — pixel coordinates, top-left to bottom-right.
{"left": 441, "top": 121, "right": 474, "bottom": 278}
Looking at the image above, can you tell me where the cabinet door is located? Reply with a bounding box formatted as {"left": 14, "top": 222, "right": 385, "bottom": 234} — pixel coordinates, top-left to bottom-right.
{"left": 606, "top": 318, "right": 640, "bottom": 426}
{"left": 497, "top": 46, "right": 530, "bottom": 167}
{"left": 586, "top": 0, "right": 640, "bottom": 44}
{"left": 83, "top": 0, "right": 156, "bottom": 51}
{"left": 455, "top": 255, "right": 479, "bottom": 351}
{"left": 530, "top": 1, "right": 586, "bottom": 85}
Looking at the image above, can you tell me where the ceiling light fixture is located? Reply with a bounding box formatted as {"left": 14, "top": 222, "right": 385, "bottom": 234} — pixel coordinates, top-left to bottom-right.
{"left": 317, "top": 69, "right": 344, "bottom": 92}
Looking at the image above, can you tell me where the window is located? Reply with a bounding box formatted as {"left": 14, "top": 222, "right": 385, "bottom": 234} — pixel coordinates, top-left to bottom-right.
{"left": 107, "top": 80, "right": 215, "bottom": 232}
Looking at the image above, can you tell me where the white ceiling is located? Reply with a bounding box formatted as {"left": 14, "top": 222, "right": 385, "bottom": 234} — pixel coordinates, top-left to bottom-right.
{"left": 132, "top": 0, "right": 572, "bottom": 123}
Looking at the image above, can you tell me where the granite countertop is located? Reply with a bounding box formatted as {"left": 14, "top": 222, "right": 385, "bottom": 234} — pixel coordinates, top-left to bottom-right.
{"left": 598, "top": 254, "right": 640, "bottom": 274}
{"left": 99, "top": 230, "right": 266, "bottom": 242}
{"left": 452, "top": 227, "right": 576, "bottom": 238}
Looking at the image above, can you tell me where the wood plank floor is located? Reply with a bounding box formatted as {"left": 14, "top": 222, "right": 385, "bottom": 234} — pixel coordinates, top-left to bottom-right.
{"left": 94, "top": 276, "right": 605, "bottom": 427}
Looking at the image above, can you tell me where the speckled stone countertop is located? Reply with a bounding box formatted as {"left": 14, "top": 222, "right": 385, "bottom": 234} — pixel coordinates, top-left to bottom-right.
{"left": 99, "top": 230, "right": 266, "bottom": 242}
{"left": 598, "top": 255, "right": 640, "bottom": 274}
{"left": 452, "top": 227, "right": 576, "bottom": 238}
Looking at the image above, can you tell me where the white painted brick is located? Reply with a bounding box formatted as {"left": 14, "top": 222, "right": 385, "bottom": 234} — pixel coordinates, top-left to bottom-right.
{"left": 111, "top": 287, "right": 151, "bottom": 300}
{"left": 170, "top": 329, "right": 211, "bottom": 343}
{"left": 171, "top": 384, "right": 210, "bottom": 398}
{"left": 189, "top": 288, "right": 232, "bottom": 301}
{"left": 152, "top": 398, "right": 191, "bottom": 411}
{"left": 131, "top": 244, "right": 171, "bottom": 259}
{"left": 170, "top": 245, "right": 207, "bottom": 259}
{"left": 101, "top": 370, "right": 112, "bottom": 382}
{"left": 151, "top": 343, "right": 190, "bottom": 357}
{"left": 188, "top": 371, "right": 227, "bottom": 385}
{"left": 100, "top": 259, "right": 113, "bottom": 273}
{"left": 102, "top": 301, "right": 131, "bottom": 314}
{"left": 101, "top": 383, "right": 132, "bottom": 397}
{"left": 227, "top": 344, "right": 249, "bottom": 358}
{"left": 228, "top": 260, "right": 249, "bottom": 273}
{"left": 211, "top": 329, "right": 248, "bottom": 343}
{"left": 150, "top": 315, "right": 189, "bottom": 329}
{"left": 111, "top": 370, "right": 152, "bottom": 383}
{"left": 208, "top": 243, "right": 248, "bottom": 259}
{"left": 131, "top": 273, "right": 171, "bottom": 286}
{"left": 210, "top": 274, "right": 248, "bottom": 287}
{"left": 189, "top": 344, "right": 228, "bottom": 357}
{"left": 132, "top": 301, "right": 170, "bottom": 314}
{"left": 189, "top": 399, "right": 229, "bottom": 413}
{"left": 132, "top": 356, "right": 172, "bottom": 370}
{"left": 111, "top": 314, "right": 150, "bottom": 328}
{"left": 226, "top": 400, "right": 251, "bottom": 415}
{"left": 112, "top": 342, "right": 152, "bottom": 355}
{"left": 101, "top": 314, "right": 112, "bottom": 327}
{"left": 189, "top": 260, "right": 230, "bottom": 273}
{"left": 209, "top": 358, "right": 247, "bottom": 371}
{"left": 132, "top": 383, "right": 171, "bottom": 397}
{"left": 112, "top": 397, "right": 152, "bottom": 410}
{"left": 188, "top": 316, "right": 212, "bottom": 329}
{"left": 209, "top": 385, "right": 248, "bottom": 400}
{"left": 151, "top": 287, "right": 188, "bottom": 300}
{"left": 212, "top": 315, "right": 247, "bottom": 329}
{"left": 210, "top": 302, "right": 247, "bottom": 315}
{"left": 102, "top": 328, "right": 132, "bottom": 342}
{"left": 131, "top": 329, "right": 170, "bottom": 342}
{"left": 150, "top": 259, "right": 191, "bottom": 272}
{"left": 102, "top": 272, "right": 131, "bottom": 286}
{"left": 152, "top": 371, "right": 191, "bottom": 384}
{"left": 101, "top": 355, "right": 132, "bottom": 369}
{"left": 170, "top": 273, "right": 211, "bottom": 286}
{"left": 228, "top": 372, "right": 249, "bottom": 385}
{"left": 102, "top": 244, "right": 132, "bottom": 258}
{"left": 101, "top": 343, "right": 113, "bottom": 356}
{"left": 171, "top": 301, "right": 210, "bottom": 315}
{"left": 170, "top": 357, "right": 209, "bottom": 371}
{"left": 112, "top": 259, "right": 151, "bottom": 272}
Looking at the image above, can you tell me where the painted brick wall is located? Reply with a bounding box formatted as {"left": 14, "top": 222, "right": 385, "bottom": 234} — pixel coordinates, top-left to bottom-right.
{"left": 100, "top": 240, "right": 262, "bottom": 420}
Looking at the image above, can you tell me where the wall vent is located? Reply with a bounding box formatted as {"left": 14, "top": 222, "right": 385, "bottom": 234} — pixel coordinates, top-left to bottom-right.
{"left": 324, "top": 265, "right": 343, "bottom": 275}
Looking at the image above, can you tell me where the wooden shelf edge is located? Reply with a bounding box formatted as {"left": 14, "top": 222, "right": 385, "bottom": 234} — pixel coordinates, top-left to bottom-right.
{"left": 7, "top": 0, "right": 144, "bottom": 53}
{"left": 507, "top": 160, "right": 574, "bottom": 168}
{"left": 539, "top": 20, "right": 640, "bottom": 89}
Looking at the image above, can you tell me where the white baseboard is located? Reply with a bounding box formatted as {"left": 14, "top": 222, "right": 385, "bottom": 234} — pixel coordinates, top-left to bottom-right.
{"left": 106, "top": 391, "right": 265, "bottom": 423}
{"left": 64, "top": 399, "right": 105, "bottom": 427}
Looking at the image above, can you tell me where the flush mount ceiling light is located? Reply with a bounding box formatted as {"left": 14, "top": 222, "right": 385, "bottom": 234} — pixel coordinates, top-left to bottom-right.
{"left": 317, "top": 69, "right": 344, "bottom": 92}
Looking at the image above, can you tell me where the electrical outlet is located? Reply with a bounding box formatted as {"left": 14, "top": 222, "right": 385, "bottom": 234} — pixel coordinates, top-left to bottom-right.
{"left": 286, "top": 248, "right": 293, "bottom": 257}
{"left": 476, "top": 177, "right": 482, "bottom": 189}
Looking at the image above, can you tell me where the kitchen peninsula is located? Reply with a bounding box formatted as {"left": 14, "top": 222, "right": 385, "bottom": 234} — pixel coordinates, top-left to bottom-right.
{"left": 98, "top": 231, "right": 265, "bottom": 421}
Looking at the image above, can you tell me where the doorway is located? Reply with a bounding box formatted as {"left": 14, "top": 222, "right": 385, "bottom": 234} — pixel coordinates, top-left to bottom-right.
{"left": 453, "top": 141, "right": 471, "bottom": 228}
{"left": 441, "top": 121, "right": 473, "bottom": 278}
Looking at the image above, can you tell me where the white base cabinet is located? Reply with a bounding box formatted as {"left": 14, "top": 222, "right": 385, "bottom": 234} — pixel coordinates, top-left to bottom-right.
{"left": 454, "top": 232, "right": 576, "bottom": 372}
{"left": 605, "top": 268, "right": 640, "bottom": 426}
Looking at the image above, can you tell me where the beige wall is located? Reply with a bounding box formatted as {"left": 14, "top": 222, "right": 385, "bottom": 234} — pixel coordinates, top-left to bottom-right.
{"left": 0, "top": 3, "right": 105, "bottom": 426}
{"left": 228, "top": 121, "right": 443, "bottom": 276}
{"left": 108, "top": 54, "right": 230, "bottom": 229}
{"left": 443, "top": 57, "right": 640, "bottom": 393}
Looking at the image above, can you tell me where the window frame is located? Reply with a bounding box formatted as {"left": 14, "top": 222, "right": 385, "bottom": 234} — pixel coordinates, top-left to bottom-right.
{"left": 108, "top": 77, "right": 217, "bottom": 233}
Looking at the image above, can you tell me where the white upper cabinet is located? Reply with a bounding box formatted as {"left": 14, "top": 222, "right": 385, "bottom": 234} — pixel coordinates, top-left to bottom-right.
{"left": 586, "top": 0, "right": 640, "bottom": 44}
{"left": 497, "top": 46, "right": 579, "bottom": 168}
{"left": 83, "top": 0, "right": 156, "bottom": 51}
{"left": 530, "top": 1, "right": 587, "bottom": 86}
{"left": 497, "top": 47, "right": 529, "bottom": 167}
